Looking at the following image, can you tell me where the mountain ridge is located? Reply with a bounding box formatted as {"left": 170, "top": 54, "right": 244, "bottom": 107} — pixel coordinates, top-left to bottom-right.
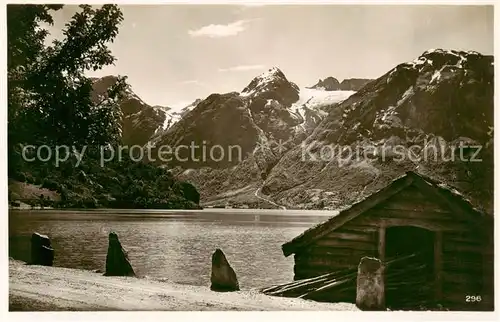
{"left": 146, "top": 67, "right": 355, "bottom": 208}
{"left": 308, "top": 77, "right": 373, "bottom": 91}
{"left": 261, "top": 48, "right": 493, "bottom": 213}
{"left": 91, "top": 49, "right": 493, "bottom": 212}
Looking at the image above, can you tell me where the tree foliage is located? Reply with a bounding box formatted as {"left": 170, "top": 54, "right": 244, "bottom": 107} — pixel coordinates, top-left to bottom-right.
{"left": 8, "top": 4, "right": 127, "bottom": 148}
{"left": 7, "top": 4, "right": 202, "bottom": 210}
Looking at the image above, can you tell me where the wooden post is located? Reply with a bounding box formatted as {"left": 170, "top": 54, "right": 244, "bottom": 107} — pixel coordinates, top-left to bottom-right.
{"left": 356, "top": 257, "right": 385, "bottom": 310}
{"left": 434, "top": 231, "right": 442, "bottom": 303}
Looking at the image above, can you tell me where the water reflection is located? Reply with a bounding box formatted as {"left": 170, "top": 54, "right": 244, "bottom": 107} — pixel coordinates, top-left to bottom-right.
{"left": 9, "top": 209, "right": 333, "bottom": 289}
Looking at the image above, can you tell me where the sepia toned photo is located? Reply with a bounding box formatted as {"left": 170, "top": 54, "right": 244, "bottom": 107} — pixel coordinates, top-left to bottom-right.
{"left": 6, "top": 2, "right": 495, "bottom": 313}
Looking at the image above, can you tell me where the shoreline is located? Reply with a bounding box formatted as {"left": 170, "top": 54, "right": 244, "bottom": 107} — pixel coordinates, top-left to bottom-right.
{"left": 9, "top": 208, "right": 339, "bottom": 216}
{"left": 9, "top": 259, "right": 357, "bottom": 311}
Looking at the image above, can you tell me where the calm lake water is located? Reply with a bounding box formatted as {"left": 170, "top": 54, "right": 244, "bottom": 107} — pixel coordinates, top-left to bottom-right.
{"left": 9, "top": 209, "right": 335, "bottom": 289}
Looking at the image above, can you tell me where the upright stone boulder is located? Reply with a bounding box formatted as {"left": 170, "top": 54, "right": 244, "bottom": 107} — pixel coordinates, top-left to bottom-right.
{"left": 210, "top": 249, "right": 239, "bottom": 292}
{"left": 356, "top": 256, "right": 385, "bottom": 310}
{"left": 30, "top": 232, "right": 54, "bottom": 266}
{"left": 104, "top": 232, "right": 135, "bottom": 277}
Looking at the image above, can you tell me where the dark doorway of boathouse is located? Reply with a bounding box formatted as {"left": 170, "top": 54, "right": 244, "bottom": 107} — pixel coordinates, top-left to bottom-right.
{"left": 385, "top": 226, "right": 435, "bottom": 309}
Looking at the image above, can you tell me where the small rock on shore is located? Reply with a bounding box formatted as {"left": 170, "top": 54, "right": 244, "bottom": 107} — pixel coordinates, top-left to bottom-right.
{"left": 210, "top": 249, "right": 239, "bottom": 292}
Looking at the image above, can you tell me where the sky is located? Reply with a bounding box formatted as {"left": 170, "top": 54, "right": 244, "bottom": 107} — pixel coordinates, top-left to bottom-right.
{"left": 47, "top": 4, "right": 494, "bottom": 108}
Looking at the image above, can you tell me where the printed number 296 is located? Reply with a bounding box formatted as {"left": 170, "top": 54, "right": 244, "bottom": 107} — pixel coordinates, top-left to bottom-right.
{"left": 466, "top": 295, "right": 482, "bottom": 302}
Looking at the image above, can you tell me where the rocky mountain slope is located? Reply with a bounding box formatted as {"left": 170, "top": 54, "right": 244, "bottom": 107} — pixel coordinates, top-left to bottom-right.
{"left": 92, "top": 76, "right": 201, "bottom": 146}
{"left": 262, "top": 49, "right": 493, "bottom": 213}
{"left": 151, "top": 67, "right": 355, "bottom": 208}
{"left": 91, "top": 76, "right": 167, "bottom": 146}
{"left": 100, "top": 49, "right": 492, "bottom": 212}
{"left": 9, "top": 76, "right": 203, "bottom": 209}
{"left": 309, "top": 77, "right": 373, "bottom": 91}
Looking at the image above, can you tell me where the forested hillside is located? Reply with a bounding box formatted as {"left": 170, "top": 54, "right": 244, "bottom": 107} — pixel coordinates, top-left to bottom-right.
{"left": 7, "top": 4, "right": 200, "bottom": 209}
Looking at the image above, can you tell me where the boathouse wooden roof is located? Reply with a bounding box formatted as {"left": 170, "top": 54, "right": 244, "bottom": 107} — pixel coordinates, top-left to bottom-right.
{"left": 282, "top": 171, "right": 491, "bottom": 257}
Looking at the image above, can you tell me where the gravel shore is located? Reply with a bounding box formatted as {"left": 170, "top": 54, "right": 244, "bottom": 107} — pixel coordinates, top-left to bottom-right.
{"left": 9, "top": 259, "right": 358, "bottom": 311}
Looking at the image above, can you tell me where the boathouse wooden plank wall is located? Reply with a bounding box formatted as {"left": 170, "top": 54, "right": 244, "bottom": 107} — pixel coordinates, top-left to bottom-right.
{"left": 291, "top": 181, "right": 494, "bottom": 310}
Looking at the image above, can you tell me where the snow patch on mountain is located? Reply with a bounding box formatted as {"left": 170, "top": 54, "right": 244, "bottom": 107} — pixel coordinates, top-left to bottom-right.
{"left": 240, "top": 67, "right": 299, "bottom": 101}
{"left": 397, "top": 87, "right": 414, "bottom": 106}
{"left": 405, "top": 49, "right": 475, "bottom": 72}
{"left": 158, "top": 99, "right": 202, "bottom": 131}
{"left": 241, "top": 67, "right": 283, "bottom": 97}
{"left": 430, "top": 70, "right": 442, "bottom": 84}
{"left": 290, "top": 87, "right": 355, "bottom": 119}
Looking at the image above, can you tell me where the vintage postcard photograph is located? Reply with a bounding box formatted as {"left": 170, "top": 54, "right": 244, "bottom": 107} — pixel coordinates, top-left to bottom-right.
{"left": 4, "top": 0, "right": 496, "bottom": 317}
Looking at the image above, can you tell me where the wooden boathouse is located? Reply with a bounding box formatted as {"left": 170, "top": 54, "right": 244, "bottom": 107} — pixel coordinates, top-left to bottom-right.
{"left": 281, "top": 171, "right": 494, "bottom": 310}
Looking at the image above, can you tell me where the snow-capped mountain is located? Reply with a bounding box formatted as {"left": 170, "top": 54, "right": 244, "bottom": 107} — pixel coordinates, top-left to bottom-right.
{"left": 239, "top": 67, "right": 355, "bottom": 141}
{"left": 290, "top": 87, "right": 355, "bottom": 133}
{"left": 156, "top": 98, "right": 203, "bottom": 133}
{"left": 91, "top": 68, "right": 356, "bottom": 152}
{"left": 91, "top": 76, "right": 203, "bottom": 146}
{"left": 241, "top": 66, "right": 299, "bottom": 103}
{"left": 262, "top": 49, "right": 493, "bottom": 212}
{"left": 91, "top": 50, "right": 492, "bottom": 212}
{"left": 150, "top": 67, "right": 358, "bottom": 208}
{"left": 152, "top": 67, "right": 355, "bottom": 166}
